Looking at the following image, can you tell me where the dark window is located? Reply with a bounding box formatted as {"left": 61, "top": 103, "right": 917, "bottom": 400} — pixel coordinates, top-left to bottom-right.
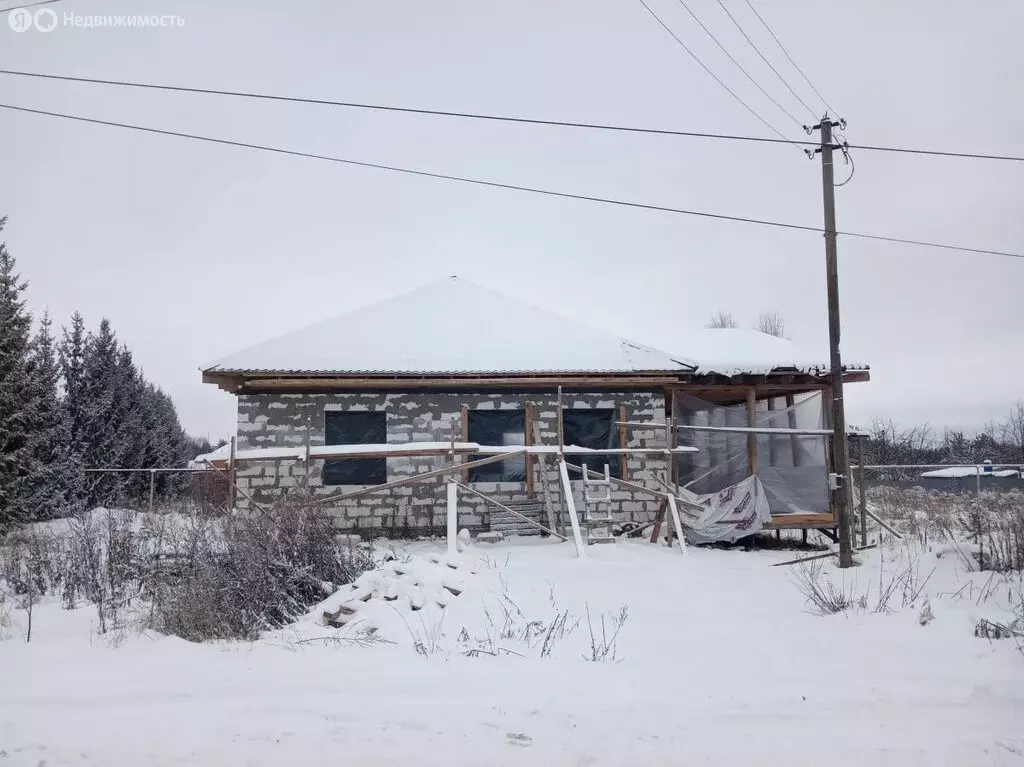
{"left": 322, "top": 411, "right": 386, "bottom": 485}
{"left": 562, "top": 408, "right": 621, "bottom": 479}
{"left": 467, "top": 410, "right": 526, "bottom": 482}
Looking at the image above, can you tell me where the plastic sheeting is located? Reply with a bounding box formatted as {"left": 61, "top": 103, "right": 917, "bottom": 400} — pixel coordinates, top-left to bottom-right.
{"left": 676, "top": 475, "right": 772, "bottom": 544}
{"left": 466, "top": 410, "right": 526, "bottom": 482}
{"left": 323, "top": 412, "right": 387, "bottom": 485}
{"left": 673, "top": 391, "right": 829, "bottom": 516}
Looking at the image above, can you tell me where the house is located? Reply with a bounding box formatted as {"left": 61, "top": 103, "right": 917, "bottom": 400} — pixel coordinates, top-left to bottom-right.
{"left": 201, "top": 277, "right": 869, "bottom": 538}
{"left": 920, "top": 464, "right": 1024, "bottom": 493}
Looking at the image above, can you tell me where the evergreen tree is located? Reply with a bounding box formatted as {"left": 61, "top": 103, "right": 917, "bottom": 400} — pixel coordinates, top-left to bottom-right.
{"left": 0, "top": 218, "right": 35, "bottom": 529}
{"left": 58, "top": 311, "right": 88, "bottom": 510}
{"left": 80, "top": 318, "right": 124, "bottom": 506}
{"left": 20, "top": 312, "right": 76, "bottom": 520}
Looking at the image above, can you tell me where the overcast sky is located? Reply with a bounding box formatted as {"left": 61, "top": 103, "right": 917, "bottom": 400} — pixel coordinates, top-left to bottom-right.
{"left": 2, "top": 0, "right": 1021, "bottom": 441}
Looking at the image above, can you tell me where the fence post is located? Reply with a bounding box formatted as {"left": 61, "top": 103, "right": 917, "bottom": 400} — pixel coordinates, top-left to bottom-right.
{"left": 148, "top": 468, "right": 156, "bottom": 514}
{"left": 228, "top": 436, "right": 238, "bottom": 510}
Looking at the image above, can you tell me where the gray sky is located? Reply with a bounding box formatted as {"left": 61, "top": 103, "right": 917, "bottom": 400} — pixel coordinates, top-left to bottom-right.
{"left": 2, "top": 0, "right": 1022, "bottom": 441}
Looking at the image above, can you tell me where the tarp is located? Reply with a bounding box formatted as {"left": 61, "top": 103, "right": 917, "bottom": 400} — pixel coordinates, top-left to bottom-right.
{"left": 676, "top": 475, "right": 772, "bottom": 544}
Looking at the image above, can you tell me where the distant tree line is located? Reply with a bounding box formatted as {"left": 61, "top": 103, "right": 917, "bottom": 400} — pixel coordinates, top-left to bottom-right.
{"left": 862, "top": 407, "right": 1024, "bottom": 467}
{"left": 0, "top": 217, "right": 211, "bottom": 529}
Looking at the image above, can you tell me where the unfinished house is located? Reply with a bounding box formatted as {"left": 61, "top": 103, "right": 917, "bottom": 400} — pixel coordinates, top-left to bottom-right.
{"left": 200, "top": 277, "right": 869, "bottom": 543}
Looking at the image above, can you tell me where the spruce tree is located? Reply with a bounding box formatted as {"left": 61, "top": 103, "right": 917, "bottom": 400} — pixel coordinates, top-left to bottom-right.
{"left": 80, "top": 319, "right": 122, "bottom": 506}
{"left": 58, "top": 311, "right": 88, "bottom": 511}
{"left": 0, "top": 218, "right": 35, "bottom": 529}
{"left": 21, "top": 312, "right": 76, "bottom": 520}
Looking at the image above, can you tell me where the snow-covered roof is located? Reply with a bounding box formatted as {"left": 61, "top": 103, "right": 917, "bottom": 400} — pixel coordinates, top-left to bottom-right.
{"left": 204, "top": 277, "right": 866, "bottom": 378}
{"left": 921, "top": 467, "right": 1022, "bottom": 479}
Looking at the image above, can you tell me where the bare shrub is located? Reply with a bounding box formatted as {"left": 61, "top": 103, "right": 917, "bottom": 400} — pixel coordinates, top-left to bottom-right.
{"left": 706, "top": 311, "right": 737, "bottom": 329}
{"left": 583, "top": 604, "right": 629, "bottom": 662}
{"left": 152, "top": 495, "right": 374, "bottom": 642}
{"left": 792, "top": 561, "right": 857, "bottom": 615}
{"left": 755, "top": 311, "right": 787, "bottom": 339}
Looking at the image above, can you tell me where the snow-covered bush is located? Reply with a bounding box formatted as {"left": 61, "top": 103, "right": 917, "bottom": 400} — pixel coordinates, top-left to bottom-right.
{"left": 0, "top": 497, "right": 375, "bottom": 642}
{"left": 151, "top": 495, "right": 374, "bottom": 642}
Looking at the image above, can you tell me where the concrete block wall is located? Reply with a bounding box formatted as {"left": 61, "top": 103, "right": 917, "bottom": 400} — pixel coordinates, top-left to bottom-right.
{"left": 234, "top": 391, "right": 668, "bottom": 536}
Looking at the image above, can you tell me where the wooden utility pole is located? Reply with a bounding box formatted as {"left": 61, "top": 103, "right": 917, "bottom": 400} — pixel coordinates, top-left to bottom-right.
{"left": 815, "top": 116, "right": 854, "bottom": 568}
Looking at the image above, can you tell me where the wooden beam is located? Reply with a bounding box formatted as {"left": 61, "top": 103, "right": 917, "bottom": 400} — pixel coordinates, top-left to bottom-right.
{"left": 453, "top": 480, "right": 567, "bottom": 541}
{"left": 766, "top": 397, "right": 777, "bottom": 466}
{"left": 746, "top": 387, "right": 758, "bottom": 476}
{"left": 312, "top": 450, "right": 527, "bottom": 507}
{"left": 460, "top": 405, "right": 469, "bottom": 478}
{"left": 557, "top": 458, "right": 587, "bottom": 559}
{"left": 233, "top": 375, "right": 684, "bottom": 391}
{"left": 771, "top": 543, "right": 879, "bottom": 567}
{"left": 618, "top": 404, "right": 629, "bottom": 482}
{"left": 785, "top": 393, "right": 802, "bottom": 467}
{"left": 525, "top": 402, "right": 535, "bottom": 498}
{"left": 649, "top": 498, "right": 667, "bottom": 543}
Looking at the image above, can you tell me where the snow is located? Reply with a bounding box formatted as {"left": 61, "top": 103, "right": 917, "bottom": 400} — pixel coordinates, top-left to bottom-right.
{"left": 203, "top": 277, "right": 867, "bottom": 377}
{"left": 193, "top": 441, "right": 700, "bottom": 465}
{"left": 3, "top": 537, "right": 1022, "bottom": 765}
{"left": 921, "top": 467, "right": 1022, "bottom": 479}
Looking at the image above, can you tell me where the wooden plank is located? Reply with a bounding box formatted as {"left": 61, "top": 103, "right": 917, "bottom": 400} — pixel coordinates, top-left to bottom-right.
{"left": 525, "top": 402, "right": 535, "bottom": 498}
{"left": 746, "top": 387, "right": 758, "bottom": 476}
{"left": 228, "top": 436, "right": 237, "bottom": 510}
{"left": 618, "top": 405, "right": 629, "bottom": 482}
{"left": 765, "top": 513, "right": 837, "bottom": 529}
{"left": 233, "top": 375, "right": 685, "bottom": 391}
{"left": 311, "top": 449, "right": 527, "bottom": 506}
{"left": 785, "top": 393, "right": 802, "bottom": 466}
{"left": 446, "top": 479, "right": 458, "bottom": 556}
{"left": 649, "top": 499, "right": 668, "bottom": 543}
{"left": 460, "top": 405, "right": 469, "bottom": 477}
{"left": 623, "top": 422, "right": 834, "bottom": 436}
{"left": 771, "top": 543, "right": 879, "bottom": 567}
{"left": 666, "top": 494, "right": 686, "bottom": 554}
{"left": 557, "top": 458, "right": 587, "bottom": 559}
{"left": 766, "top": 397, "right": 777, "bottom": 465}
{"left": 556, "top": 386, "right": 564, "bottom": 458}
{"left": 453, "top": 481, "right": 567, "bottom": 541}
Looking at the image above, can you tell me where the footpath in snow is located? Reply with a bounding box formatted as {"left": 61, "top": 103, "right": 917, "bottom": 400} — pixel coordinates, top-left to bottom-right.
{"left": 2, "top": 537, "right": 1024, "bottom": 766}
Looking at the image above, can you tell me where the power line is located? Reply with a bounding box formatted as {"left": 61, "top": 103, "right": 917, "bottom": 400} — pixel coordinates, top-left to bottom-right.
{"left": 673, "top": 0, "right": 804, "bottom": 129}
{"left": 0, "top": 0, "right": 63, "bottom": 13}
{"left": 741, "top": 0, "right": 839, "bottom": 118}
{"left": 1, "top": 69, "right": 1020, "bottom": 162}
{"left": 1, "top": 101, "right": 1020, "bottom": 261}
{"left": 714, "top": 0, "right": 819, "bottom": 121}
{"left": 634, "top": 0, "right": 799, "bottom": 148}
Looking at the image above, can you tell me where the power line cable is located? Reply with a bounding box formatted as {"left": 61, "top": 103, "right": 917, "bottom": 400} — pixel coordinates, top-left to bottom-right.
{"left": 714, "top": 0, "right": 819, "bottom": 121}
{"left": 635, "top": 0, "right": 800, "bottom": 148}
{"left": 0, "top": 101, "right": 1020, "bottom": 260}
{"left": 673, "top": 0, "right": 804, "bottom": 128}
{"left": 740, "top": 0, "right": 839, "bottom": 117}
{"left": 0, "top": 0, "right": 63, "bottom": 13}
{"left": 1, "top": 69, "right": 1021, "bottom": 162}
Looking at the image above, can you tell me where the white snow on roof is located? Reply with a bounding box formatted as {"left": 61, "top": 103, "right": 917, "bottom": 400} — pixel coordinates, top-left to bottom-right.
{"left": 921, "top": 467, "right": 1022, "bottom": 479}
{"left": 205, "top": 277, "right": 866, "bottom": 377}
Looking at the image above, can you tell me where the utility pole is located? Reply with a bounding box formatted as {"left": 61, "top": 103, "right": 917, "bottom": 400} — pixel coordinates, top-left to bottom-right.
{"left": 814, "top": 115, "right": 854, "bottom": 568}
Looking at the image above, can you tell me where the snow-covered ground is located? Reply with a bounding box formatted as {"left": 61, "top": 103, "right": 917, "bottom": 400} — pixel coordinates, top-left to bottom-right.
{"left": 3, "top": 537, "right": 1023, "bottom": 766}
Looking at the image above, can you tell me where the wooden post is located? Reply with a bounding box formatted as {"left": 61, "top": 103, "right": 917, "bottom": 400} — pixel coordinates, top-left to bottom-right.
{"left": 148, "top": 469, "right": 156, "bottom": 514}
{"left": 857, "top": 435, "right": 868, "bottom": 547}
{"left": 228, "top": 436, "right": 237, "bottom": 511}
{"left": 785, "top": 393, "right": 802, "bottom": 466}
{"left": 304, "top": 415, "right": 312, "bottom": 484}
{"left": 766, "top": 397, "right": 778, "bottom": 466}
{"left": 558, "top": 458, "right": 587, "bottom": 559}
{"left": 446, "top": 479, "right": 458, "bottom": 556}
{"left": 649, "top": 498, "right": 667, "bottom": 543}
{"left": 666, "top": 494, "right": 686, "bottom": 554}
{"left": 525, "top": 402, "right": 535, "bottom": 498}
{"left": 746, "top": 388, "right": 758, "bottom": 476}
{"left": 459, "top": 405, "right": 468, "bottom": 477}
{"left": 556, "top": 386, "right": 565, "bottom": 459}
{"left": 618, "top": 405, "right": 629, "bottom": 482}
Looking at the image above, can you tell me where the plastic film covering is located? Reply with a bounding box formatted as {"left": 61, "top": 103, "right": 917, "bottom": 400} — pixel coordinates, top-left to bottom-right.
{"left": 673, "top": 391, "right": 829, "bottom": 517}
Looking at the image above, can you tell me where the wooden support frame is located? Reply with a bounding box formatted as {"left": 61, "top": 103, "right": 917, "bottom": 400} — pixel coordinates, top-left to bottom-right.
{"left": 766, "top": 397, "right": 778, "bottom": 465}
{"left": 525, "top": 402, "right": 535, "bottom": 498}
{"left": 312, "top": 450, "right": 527, "bottom": 507}
{"left": 746, "top": 387, "right": 758, "bottom": 476}
{"left": 453, "top": 480, "right": 567, "bottom": 541}
{"left": 785, "top": 393, "right": 802, "bottom": 466}
{"left": 446, "top": 479, "right": 458, "bottom": 556}
{"left": 228, "top": 436, "right": 237, "bottom": 510}
{"left": 618, "top": 405, "right": 629, "bottom": 482}
{"left": 557, "top": 458, "right": 587, "bottom": 559}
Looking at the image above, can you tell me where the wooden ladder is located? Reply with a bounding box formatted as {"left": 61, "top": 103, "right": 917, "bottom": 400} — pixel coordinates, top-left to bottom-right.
{"left": 581, "top": 463, "right": 616, "bottom": 544}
